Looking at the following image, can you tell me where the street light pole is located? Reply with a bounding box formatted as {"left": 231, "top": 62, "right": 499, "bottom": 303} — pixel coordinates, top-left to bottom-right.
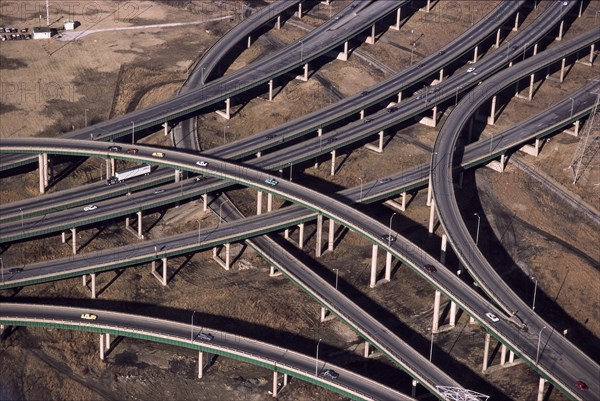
{"left": 532, "top": 276, "right": 538, "bottom": 310}
{"left": 223, "top": 125, "right": 228, "bottom": 144}
{"left": 315, "top": 338, "right": 322, "bottom": 376}
{"left": 191, "top": 310, "right": 196, "bottom": 342}
{"left": 359, "top": 177, "right": 363, "bottom": 202}
{"left": 219, "top": 199, "right": 230, "bottom": 225}
{"left": 131, "top": 121, "right": 135, "bottom": 144}
{"left": 569, "top": 97, "right": 574, "bottom": 118}
{"left": 388, "top": 213, "right": 397, "bottom": 246}
{"left": 1, "top": 257, "right": 3, "bottom": 283}
{"left": 19, "top": 208, "right": 23, "bottom": 231}
{"left": 198, "top": 220, "right": 201, "bottom": 243}
{"left": 429, "top": 330, "right": 434, "bottom": 361}
{"left": 334, "top": 268, "right": 339, "bottom": 290}
{"left": 84, "top": 108, "right": 88, "bottom": 127}
{"left": 474, "top": 213, "right": 481, "bottom": 246}
{"left": 536, "top": 326, "right": 547, "bottom": 364}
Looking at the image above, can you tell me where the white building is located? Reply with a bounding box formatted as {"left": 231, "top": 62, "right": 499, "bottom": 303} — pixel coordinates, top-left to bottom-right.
{"left": 64, "top": 20, "right": 75, "bottom": 30}
{"left": 32, "top": 26, "right": 51, "bottom": 39}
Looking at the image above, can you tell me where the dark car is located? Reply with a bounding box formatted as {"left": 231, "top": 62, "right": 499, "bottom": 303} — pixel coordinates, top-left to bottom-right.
{"left": 387, "top": 107, "right": 398, "bottom": 113}
{"left": 127, "top": 148, "right": 138, "bottom": 154}
{"left": 197, "top": 332, "right": 214, "bottom": 341}
{"left": 363, "top": 118, "right": 373, "bottom": 124}
{"left": 378, "top": 177, "right": 392, "bottom": 184}
{"left": 575, "top": 381, "right": 588, "bottom": 391}
{"left": 424, "top": 264, "right": 437, "bottom": 273}
{"left": 265, "top": 134, "right": 276, "bottom": 140}
{"left": 360, "top": 90, "right": 369, "bottom": 97}
{"left": 321, "top": 369, "right": 339, "bottom": 379}
{"left": 107, "top": 145, "right": 122, "bottom": 152}
{"left": 381, "top": 234, "right": 395, "bottom": 244}
{"left": 8, "top": 267, "right": 23, "bottom": 273}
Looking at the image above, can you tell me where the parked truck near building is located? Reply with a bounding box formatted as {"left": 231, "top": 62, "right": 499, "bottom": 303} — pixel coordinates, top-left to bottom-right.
{"left": 106, "top": 164, "right": 151, "bottom": 185}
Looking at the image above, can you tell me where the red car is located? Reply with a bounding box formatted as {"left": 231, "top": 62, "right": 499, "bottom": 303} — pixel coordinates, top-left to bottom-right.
{"left": 127, "top": 148, "right": 138, "bottom": 154}
{"left": 575, "top": 381, "right": 588, "bottom": 391}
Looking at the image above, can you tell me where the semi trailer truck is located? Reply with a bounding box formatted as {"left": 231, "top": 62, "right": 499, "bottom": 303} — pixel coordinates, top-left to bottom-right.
{"left": 106, "top": 164, "right": 151, "bottom": 185}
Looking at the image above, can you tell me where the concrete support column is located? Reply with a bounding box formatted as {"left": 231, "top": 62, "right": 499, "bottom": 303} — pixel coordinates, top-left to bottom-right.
{"left": 397, "top": 91, "right": 402, "bottom": 103}
{"left": 275, "top": 15, "right": 281, "bottom": 30}
{"left": 337, "top": 41, "right": 349, "bottom": 61}
{"left": 298, "top": 223, "right": 305, "bottom": 250}
{"left": 327, "top": 219, "right": 334, "bottom": 252}
{"left": 391, "top": 8, "right": 401, "bottom": 31}
{"left": 440, "top": 234, "right": 447, "bottom": 264}
{"left": 314, "top": 128, "right": 323, "bottom": 168}
{"left": 384, "top": 252, "right": 392, "bottom": 282}
{"left": 364, "top": 131, "right": 384, "bottom": 153}
{"left": 198, "top": 351, "right": 203, "bottom": 378}
{"left": 537, "top": 378, "right": 546, "bottom": 401}
{"left": 316, "top": 214, "right": 323, "bottom": 257}
{"left": 559, "top": 58, "right": 566, "bottom": 82}
{"left": 43, "top": 153, "right": 49, "bottom": 187}
{"left": 297, "top": 2, "right": 302, "bottom": 18}
{"left": 330, "top": 150, "right": 336, "bottom": 176}
{"left": 363, "top": 342, "right": 370, "bottom": 358}
{"left": 137, "top": 211, "right": 143, "bottom": 239}
{"left": 426, "top": 175, "right": 433, "bottom": 206}
{"left": 449, "top": 301, "right": 457, "bottom": 327}
{"left": 175, "top": 169, "right": 181, "bottom": 182}
{"left": 425, "top": 0, "right": 431, "bottom": 12}
{"left": 163, "top": 122, "right": 169, "bottom": 136}
{"left": 297, "top": 63, "right": 308, "bottom": 82}
{"left": 272, "top": 371, "right": 278, "bottom": 397}
{"left": 482, "top": 332, "right": 491, "bottom": 372}
{"left": 110, "top": 158, "right": 115, "bottom": 176}
{"left": 494, "top": 29, "right": 501, "bottom": 48}
{"left": 62, "top": 231, "right": 66, "bottom": 243}
{"left": 247, "top": 35, "right": 252, "bottom": 49}
{"left": 71, "top": 227, "right": 77, "bottom": 255}
{"left": 224, "top": 244, "right": 230, "bottom": 270}
{"left": 556, "top": 20, "right": 564, "bottom": 41}
{"left": 105, "top": 333, "right": 110, "bottom": 351}
{"left": 320, "top": 307, "right": 328, "bottom": 322}
{"left": 38, "top": 153, "right": 46, "bottom": 194}
{"left": 83, "top": 274, "right": 87, "bottom": 286}
{"left": 428, "top": 199, "right": 436, "bottom": 234}
{"left": 471, "top": 45, "right": 479, "bottom": 63}
{"left": 216, "top": 98, "right": 231, "bottom": 120}
{"left": 432, "top": 290, "right": 441, "bottom": 332}
{"left": 401, "top": 192, "right": 406, "bottom": 211}
{"left": 487, "top": 95, "right": 497, "bottom": 125}
{"left": 268, "top": 80, "right": 274, "bottom": 101}
{"left": 267, "top": 193, "right": 273, "bottom": 212}
{"left": 269, "top": 265, "right": 282, "bottom": 277}
{"left": 359, "top": 109, "right": 365, "bottom": 120}
{"left": 369, "top": 244, "right": 378, "bottom": 288}
{"left": 509, "top": 350, "right": 515, "bottom": 363}
{"left": 100, "top": 334, "right": 105, "bottom": 360}
{"left": 90, "top": 273, "right": 96, "bottom": 299}
{"left": 366, "top": 24, "right": 376, "bottom": 45}
{"left": 500, "top": 344, "right": 507, "bottom": 365}
{"left": 283, "top": 374, "right": 288, "bottom": 386}
{"left": 411, "top": 380, "right": 417, "bottom": 398}
{"left": 203, "top": 194, "right": 207, "bottom": 211}
{"left": 439, "top": 68, "right": 444, "bottom": 82}
{"left": 257, "top": 190, "right": 263, "bottom": 215}
{"left": 513, "top": 11, "right": 520, "bottom": 31}
{"left": 161, "top": 258, "right": 167, "bottom": 286}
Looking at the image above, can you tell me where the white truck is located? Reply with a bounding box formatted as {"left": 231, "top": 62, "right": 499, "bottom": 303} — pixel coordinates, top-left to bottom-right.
{"left": 106, "top": 164, "right": 151, "bottom": 185}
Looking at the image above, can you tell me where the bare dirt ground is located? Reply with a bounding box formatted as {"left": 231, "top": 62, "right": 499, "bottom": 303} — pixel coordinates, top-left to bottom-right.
{"left": 1, "top": 1, "right": 599, "bottom": 400}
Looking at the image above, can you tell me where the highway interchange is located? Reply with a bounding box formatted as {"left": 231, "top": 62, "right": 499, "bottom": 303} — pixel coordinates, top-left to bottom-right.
{"left": 1, "top": 1, "right": 599, "bottom": 400}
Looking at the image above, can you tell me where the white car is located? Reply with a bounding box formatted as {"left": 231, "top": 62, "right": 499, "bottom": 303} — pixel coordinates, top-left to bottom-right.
{"left": 80, "top": 313, "right": 97, "bottom": 320}
{"left": 467, "top": 67, "right": 475, "bottom": 73}
{"left": 485, "top": 312, "right": 499, "bottom": 322}
{"left": 265, "top": 178, "right": 278, "bottom": 186}
{"left": 83, "top": 205, "right": 98, "bottom": 211}
{"left": 197, "top": 332, "right": 214, "bottom": 341}
{"left": 196, "top": 160, "right": 208, "bottom": 167}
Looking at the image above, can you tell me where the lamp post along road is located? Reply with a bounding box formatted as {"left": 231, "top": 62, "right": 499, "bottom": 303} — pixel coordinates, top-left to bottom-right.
{"left": 474, "top": 213, "right": 481, "bottom": 246}
{"left": 388, "top": 213, "right": 397, "bottom": 246}
{"left": 315, "top": 338, "right": 322, "bottom": 376}
{"left": 131, "top": 121, "right": 135, "bottom": 144}
{"left": 536, "top": 326, "right": 547, "bottom": 364}
{"left": 334, "top": 268, "right": 339, "bottom": 290}
{"left": 191, "top": 310, "right": 196, "bottom": 342}
{"left": 532, "top": 276, "right": 538, "bottom": 310}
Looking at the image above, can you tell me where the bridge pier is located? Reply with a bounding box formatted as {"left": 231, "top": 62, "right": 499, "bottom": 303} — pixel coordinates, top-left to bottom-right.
{"left": 482, "top": 332, "right": 491, "bottom": 372}
{"left": 213, "top": 243, "right": 231, "bottom": 270}
{"left": 411, "top": 380, "right": 418, "bottom": 397}
{"left": 575, "top": 43, "right": 595, "bottom": 66}
{"left": 151, "top": 258, "right": 168, "bottom": 286}
{"left": 315, "top": 214, "right": 323, "bottom": 257}
{"left": 486, "top": 153, "right": 506, "bottom": 173}
{"left": 71, "top": 227, "right": 77, "bottom": 254}
{"left": 198, "top": 351, "right": 215, "bottom": 378}
{"left": 419, "top": 105, "right": 439, "bottom": 127}
{"left": 364, "top": 130, "right": 384, "bottom": 153}
{"left": 314, "top": 128, "right": 323, "bottom": 168}
{"left": 296, "top": 63, "right": 309, "bottom": 82}
{"left": 384, "top": 251, "right": 392, "bottom": 282}
{"left": 106, "top": 158, "right": 115, "bottom": 178}
{"left": 432, "top": 290, "right": 441, "bottom": 332}
{"left": 275, "top": 15, "right": 281, "bottom": 30}
{"left": 563, "top": 120, "right": 580, "bottom": 136}
{"left": 203, "top": 194, "right": 208, "bottom": 211}
{"left": 487, "top": 95, "right": 498, "bottom": 125}
{"left": 384, "top": 192, "right": 408, "bottom": 212}
{"left": 428, "top": 199, "right": 436, "bottom": 234}
{"left": 369, "top": 244, "right": 378, "bottom": 288}
{"left": 391, "top": 7, "right": 401, "bottom": 31}
{"left": 296, "top": 2, "right": 303, "bottom": 18}
{"left": 38, "top": 153, "right": 48, "bottom": 194}
{"left": 257, "top": 191, "right": 273, "bottom": 215}
{"left": 426, "top": 175, "right": 433, "bottom": 206}
{"left": 327, "top": 219, "right": 335, "bottom": 253}
{"left": 125, "top": 211, "right": 144, "bottom": 240}
{"left": 556, "top": 19, "right": 564, "bottom": 41}
{"left": 330, "top": 150, "right": 337, "bottom": 175}
{"left": 284, "top": 223, "right": 305, "bottom": 249}
{"left": 512, "top": 11, "right": 520, "bottom": 31}
{"left": 537, "top": 377, "right": 546, "bottom": 401}
{"left": 337, "top": 41, "right": 349, "bottom": 61}
{"left": 320, "top": 306, "right": 334, "bottom": 322}
{"left": 269, "top": 265, "right": 283, "bottom": 277}
{"left": 83, "top": 273, "right": 96, "bottom": 298}
{"left": 440, "top": 234, "right": 447, "bottom": 264}
{"left": 470, "top": 45, "right": 479, "bottom": 63}
{"left": 365, "top": 24, "right": 377, "bottom": 45}
{"left": 268, "top": 79, "right": 274, "bottom": 101}
{"left": 520, "top": 138, "right": 541, "bottom": 157}
{"left": 216, "top": 98, "right": 231, "bottom": 120}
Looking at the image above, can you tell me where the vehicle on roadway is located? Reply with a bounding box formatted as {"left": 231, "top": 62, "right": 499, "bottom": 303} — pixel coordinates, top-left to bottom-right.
{"left": 106, "top": 164, "right": 152, "bottom": 185}
{"left": 107, "top": 145, "right": 122, "bottom": 152}
{"left": 381, "top": 234, "right": 395, "bottom": 244}
{"left": 424, "top": 264, "right": 437, "bottom": 273}
{"left": 265, "top": 178, "right": 278, "bottom": 186}
{"left": 387, "top": 107, "right": 398, "bottom": 113}
{"left": 196, "top": 160, "right": 208, "bottom": 167}
{"left": 8, "top": 267, "right": 23, "bottom": 273}
{"left": 80, "top": 313, "right": 97, "bottom": 320}
{"left": 378, "top": 177, "right": 392, "bottom": 184}
{"left": 467, "top": 67, "right": 476, "bottom": 73}
{"left": 485, "top": 312, "right": 499, "bottom": 322}
{"left": 127, "top": 148, "right": 138, "bottom": 154}
{"left": 197, "top": 332, "right": 214, "bottom": 341}
{"left": 264, "top": 134, "right": 276, "bottom": 140}
{"left": 83, "top": 205, "right": 98, "bottom": 212}
{"left": 575, "top": 380, "right": 588, "bottom": 391}
{"left": 153, "top": 189, "right": 165, "bottom": 194}
{"left": 321, "top": 369, "right": 339, "bottom": 380}
{"left": 152, "top": 152, "right": 165, "bottom": 158}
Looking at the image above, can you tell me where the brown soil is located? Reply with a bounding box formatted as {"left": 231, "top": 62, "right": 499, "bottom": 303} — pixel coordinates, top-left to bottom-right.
{"left": 1, "top": 1, "right": 598, "bottom": 401}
